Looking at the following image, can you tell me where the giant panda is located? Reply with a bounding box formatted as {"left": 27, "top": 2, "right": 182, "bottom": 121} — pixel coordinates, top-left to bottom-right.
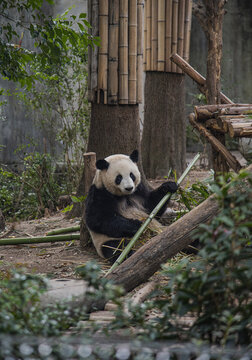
{"left": 85, "top": 150, "right": 178, "bottom": 263}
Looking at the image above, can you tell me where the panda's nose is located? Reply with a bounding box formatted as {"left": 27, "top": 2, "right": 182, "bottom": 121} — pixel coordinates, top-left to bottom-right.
{"left": 125, "top": 186, "right": 133, "bottom": 192}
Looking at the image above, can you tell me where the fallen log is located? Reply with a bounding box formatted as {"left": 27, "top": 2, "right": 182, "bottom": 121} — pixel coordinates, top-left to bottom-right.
{"left": 189, "top": 113, "right": 242, "bottom": 173}
{"left": 170, "top": 53, "right": 233, "bottom": 105}
{"left": 194, "top": 104, "right": 252, "bottom": 121}
{"left": 106, "top": 164, "right": 252, "bottom": 293}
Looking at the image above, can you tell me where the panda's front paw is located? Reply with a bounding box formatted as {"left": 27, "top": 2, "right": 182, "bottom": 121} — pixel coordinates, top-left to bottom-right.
{"left": 159, "top": 181, "right": 178, "bottom": 194}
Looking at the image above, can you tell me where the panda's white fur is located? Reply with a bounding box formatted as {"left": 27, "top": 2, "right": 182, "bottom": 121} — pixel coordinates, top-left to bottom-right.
{"left": 93, "top": 154, "right": 141, "bottom": 196}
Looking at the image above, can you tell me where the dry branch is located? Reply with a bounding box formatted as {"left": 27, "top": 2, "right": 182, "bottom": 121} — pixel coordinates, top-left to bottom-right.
{"left": 189, "top": 113, "right": 242, "bottom": 172}
{"left": 170, "top": 53, "right": 233, "bottom": 104}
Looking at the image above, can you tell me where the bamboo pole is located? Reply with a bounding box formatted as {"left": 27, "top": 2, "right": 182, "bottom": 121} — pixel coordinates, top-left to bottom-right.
{"left": 90, "top": 0, "right": 99, "bottom": 103}
{"left": 98, "top": 0, "right": 109, "bottom": 104}
{"left": 108, "top": 0, "right": 119, "bottom": 104}
{"left": 0, "top": 234, "right": 80, "bottom": 246}
{"left": 194, "top": 104, "right": 252, "bottom": 120}
{"left": 170, "top": 53, "right": 234, "bottom": 104}
{"left": 171, "top": 0, "right": 179, "bottom": 72}
{"left": 129, "top": 0, "right": 137, "bottom": 104}
{"left": 106, "top": 152, "right": 200, "bottom": 275}
{"left": 177, "top": 0, "right": 185, "bottom": 73}
{"left": 157, "top": 0, "right": 166, "bottom": 71}
{"left": 119, "top": 0, "right": 129, "bottom": 104}
{"left": 146, "top": 0, "right": 152, "bottom": 70}
{"left": 183, "top": 0, "right": 192, "bottom": 62}
{"left": 137, "top": 0, "right": 144, "bottom": 103}
{"left": 143, "top": 0, "right": 147, "bottom": 70}
{"left": 46, "top": 226, "right": 80, "bottom": 236}
{"left": 165, "top": 0, "right": 173, "bottom": 72}
{"left": 151, "top": 0, "right": 158, "bottom": 70}
{"left": 88, "top": 0, "right": 92, "bottom": 101}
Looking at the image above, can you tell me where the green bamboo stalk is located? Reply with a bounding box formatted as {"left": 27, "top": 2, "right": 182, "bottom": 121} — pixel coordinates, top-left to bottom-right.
{"left": 0, "top": 234, "right": 80, "bottom": 246}
{"left": 46, "top": 225, "right": 80, "bottom": 236}
{"left": 106, "top": 153, "right": 201, "bottom": 275}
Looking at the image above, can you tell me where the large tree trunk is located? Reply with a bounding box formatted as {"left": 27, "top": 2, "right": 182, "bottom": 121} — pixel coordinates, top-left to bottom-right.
{"left": 87, "top": 103, "right": 148, "bottom": 187}
{"left": 141, "top": 72, "right": 186, "bottom": 179}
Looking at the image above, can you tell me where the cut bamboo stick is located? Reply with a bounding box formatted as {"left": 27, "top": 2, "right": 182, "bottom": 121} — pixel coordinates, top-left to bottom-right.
{"left": 129, "top": 0, "right": 137, "bottom": 104}
{"left": 177, "top": 0, "right": 185, "bottom": 73}
{"left": 151, "top": 0, "right": 158, "bottom": 70}
{"left": 90, "top": 0, "right": 99, "bottom": 103}
{"left": 108, "top": 0, "right": 119, "bottom": 104}
{"left": 137, "top": 0, "right": 144, "bottom": 103}
{"left": 171, "top": 0, "right": 179, "bottom": 72}
{"left": 146, "top": 0, "right": 152, "bottom": 70}
{"left": 46, "top": 226, "right": 80, "bottom": 236}
{"left": 183, "top": 0, "right": 192, "bottom": 61}
{"left": 98, "top": 0, "right": 109, "bottom": 104}
{"left": 0, "top": 234, "right": 80, "bottom": 246}
{"left": 119, "top": 0, "right": 129, "bottom": 104}
{"left": 165, "top": 0, "right": 173, "bottom": 72}
{"left": 158, "top": 0, "right": 166, "bottom": 71}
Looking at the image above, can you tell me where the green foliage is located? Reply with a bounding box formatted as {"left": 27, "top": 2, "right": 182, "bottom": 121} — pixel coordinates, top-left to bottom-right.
{"left": 0, "top": 0, "right": 95, "bottom": 89}
{"left": 108, "top": 171, "right": 252, "bottom": 345}
{"left": 0, "top": 269, "right": 88, "bottom": 336}
{"left": 0, "top": 151, "right": 62, "bottom": 219}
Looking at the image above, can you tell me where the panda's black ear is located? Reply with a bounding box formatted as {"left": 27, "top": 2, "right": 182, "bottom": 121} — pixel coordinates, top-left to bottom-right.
{"left": 130, "top": 150, "right": 138, "bottom": 163}
{"left": 96, "top": 159, "right": 109, "bottom": 170}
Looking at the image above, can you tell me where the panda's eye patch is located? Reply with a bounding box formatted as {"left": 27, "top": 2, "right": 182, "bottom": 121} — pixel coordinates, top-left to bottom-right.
{"left": 130, "top": 172, "right": 136, "bottom": 182}
{"left": 115, "top": 174, "right": 123, "bottom": 185}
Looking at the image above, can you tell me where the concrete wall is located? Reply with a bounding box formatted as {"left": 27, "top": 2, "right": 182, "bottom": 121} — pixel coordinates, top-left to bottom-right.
{"left": 0, "top": 0, "right": 87, "bottom": 165}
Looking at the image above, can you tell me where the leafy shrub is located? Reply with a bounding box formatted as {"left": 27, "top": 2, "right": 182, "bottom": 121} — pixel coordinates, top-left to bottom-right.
{"left": 109, "top": 170, "right": 252, "bottom": 345}
{"left": 0, "top": 152, "right": 62, "bottom": 219}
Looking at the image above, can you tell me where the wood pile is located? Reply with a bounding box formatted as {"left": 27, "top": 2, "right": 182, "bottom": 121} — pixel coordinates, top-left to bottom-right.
{"left": 194, "top": 104, "right": 252, "bottom": 138}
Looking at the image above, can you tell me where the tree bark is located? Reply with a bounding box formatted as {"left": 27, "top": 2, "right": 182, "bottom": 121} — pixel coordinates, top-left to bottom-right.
{"left": 0, "top": 209, "right": 5, "bottom": 232}
{"left": 87, "top": 103, "right": 148, "bottom": 188}
{"left": 141, "top": 72, "right": 186, "bottom": 178}
{"left": 106, "top": 164, "right": 252, "bottom": 293}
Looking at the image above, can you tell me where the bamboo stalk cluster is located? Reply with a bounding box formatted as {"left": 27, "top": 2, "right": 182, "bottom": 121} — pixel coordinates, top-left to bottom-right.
{"left": 88, "top": 0, "right": 144, "bottom": 105}
{"left": 144, "top": 0, "right": 192, "bottom": 73}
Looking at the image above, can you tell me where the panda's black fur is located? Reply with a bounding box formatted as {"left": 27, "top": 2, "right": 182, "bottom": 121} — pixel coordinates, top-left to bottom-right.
{"left": 85, "top": 150, "right": 178, "bottom": 263}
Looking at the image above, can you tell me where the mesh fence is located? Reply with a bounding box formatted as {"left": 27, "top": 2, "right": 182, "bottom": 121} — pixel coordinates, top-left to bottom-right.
{"left": 0, "top": 335, "right": 251, "bottom": 360}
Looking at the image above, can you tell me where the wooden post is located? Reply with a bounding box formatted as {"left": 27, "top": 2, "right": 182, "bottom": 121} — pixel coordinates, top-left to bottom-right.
{"left": 108, "top": 0, "right": 119, "bottom": 104}
{"left": 98, "top": 0, "right": 109, "bottom": 104}
{"left": 119, "top": 0, "right": 129, "bottom": 104}
{"left": 79, "top": 152, "right": 97, "bottom": 249}
{"left": 157, "top": 0, "right": 166, "bottom": 71}
{"left": 129, "top": 0, "right": 137, "bottom": 104}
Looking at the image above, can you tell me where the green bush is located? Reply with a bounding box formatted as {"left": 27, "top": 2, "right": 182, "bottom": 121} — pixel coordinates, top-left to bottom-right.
{"left": 0, "top": 152, "right": 62, "bottom": 219}
{"left": 109, "top": 170, "right": 252, "bottom": 345}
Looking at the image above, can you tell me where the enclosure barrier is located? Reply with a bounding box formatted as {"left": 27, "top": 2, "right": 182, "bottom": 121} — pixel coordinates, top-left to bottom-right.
{"left": 0, "top": 335, "right": 252, "bottom": 359}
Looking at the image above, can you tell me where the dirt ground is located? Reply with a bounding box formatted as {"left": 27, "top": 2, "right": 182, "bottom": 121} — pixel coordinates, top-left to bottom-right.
{"left": 0, "top": 166, "right": 211, "bottom": 279}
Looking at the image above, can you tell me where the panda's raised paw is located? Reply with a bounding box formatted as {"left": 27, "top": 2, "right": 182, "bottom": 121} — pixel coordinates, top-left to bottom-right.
{"left": 159, "top": 181, "right": 178, "bottom": 194}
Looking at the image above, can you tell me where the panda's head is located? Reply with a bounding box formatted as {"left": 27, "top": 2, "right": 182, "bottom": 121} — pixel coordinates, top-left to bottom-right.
{"left": 94, "top": 150, "right": 141, "bottom": 196}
